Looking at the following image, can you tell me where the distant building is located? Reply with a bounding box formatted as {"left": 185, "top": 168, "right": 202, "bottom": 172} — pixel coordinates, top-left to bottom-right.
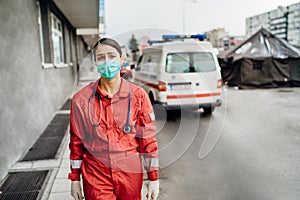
{"left": 206, "top": 28, "right": 245, "bottom": 51}
{"left": 219, "top": 36, "right": 246, "bottom": 51}
{"left": 139, "top": 36, "right": 151, "bottom": 52}
{"left": 206, "top": 28, "right": 229, "bottom": 48}
{"left": 246, "top": 2, "right": 300, "bottom": 46}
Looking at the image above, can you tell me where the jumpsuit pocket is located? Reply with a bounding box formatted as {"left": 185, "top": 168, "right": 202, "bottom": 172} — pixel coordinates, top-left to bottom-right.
{"left": 116, "top": 129, "right": 138, "bottom": 148}
{"left": 112, "top": 152, "right": 143, "bottom": 173}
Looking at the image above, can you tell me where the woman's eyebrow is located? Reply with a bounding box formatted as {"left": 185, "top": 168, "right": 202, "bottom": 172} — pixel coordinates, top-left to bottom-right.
{"left": 96, "top": 51, "right": 117, "bottom": 56}
{"left": 107, "top": 52, "right": 117, "bottom": 55}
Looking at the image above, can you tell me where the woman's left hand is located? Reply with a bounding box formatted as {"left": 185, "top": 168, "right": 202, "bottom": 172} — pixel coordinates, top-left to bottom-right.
{"left": 146, "top": 180, "right": 159, "bottom": 200}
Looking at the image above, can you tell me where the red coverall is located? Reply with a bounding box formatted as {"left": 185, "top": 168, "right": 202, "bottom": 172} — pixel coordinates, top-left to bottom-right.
{"left": 68, "top": 78, "right": 159, "bottom": 200}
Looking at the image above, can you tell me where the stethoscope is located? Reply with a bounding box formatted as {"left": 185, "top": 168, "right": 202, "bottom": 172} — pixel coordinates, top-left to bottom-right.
{"left": 88, "top": 91, "right": 132, "bottom": 133}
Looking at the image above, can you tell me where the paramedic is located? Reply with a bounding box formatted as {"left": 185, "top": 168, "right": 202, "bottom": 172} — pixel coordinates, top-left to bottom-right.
{"left": 68, "top": 37, "right": 159, "bottom": 200}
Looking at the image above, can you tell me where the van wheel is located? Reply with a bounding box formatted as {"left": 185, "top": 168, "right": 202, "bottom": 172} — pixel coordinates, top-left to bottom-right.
{"left": 203, "top": 107, "right": 215, "bottom": 115}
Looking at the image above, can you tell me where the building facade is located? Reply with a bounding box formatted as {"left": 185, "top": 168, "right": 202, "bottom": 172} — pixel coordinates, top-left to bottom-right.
{"left": 246, "top": 2, "right": 300, "bottom": 46}
{"left": 206, "top": 28, "right": 229, "bottom": 48}
{"left": 206, "top": 28, "right": 245, "bottom": 51}
{"left": 0, "top": 0, "right": 97, "bottom": 181}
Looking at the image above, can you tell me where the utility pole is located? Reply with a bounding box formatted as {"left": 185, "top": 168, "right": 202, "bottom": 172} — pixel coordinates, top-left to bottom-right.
{"left": 99, "top": 0, "right": 106, "bottom": 38}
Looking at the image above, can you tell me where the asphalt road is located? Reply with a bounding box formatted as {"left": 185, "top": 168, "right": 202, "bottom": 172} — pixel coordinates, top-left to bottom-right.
{"left": 154, "top": 87, "right": 300, "bottom": 200}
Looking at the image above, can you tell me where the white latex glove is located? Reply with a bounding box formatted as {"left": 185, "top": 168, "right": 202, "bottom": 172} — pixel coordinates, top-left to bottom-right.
{"left": 146, "top": 180, "right": 159, "bottom": 200}
{"left": 71, "top": 181, "right": 84, "bottom": 200}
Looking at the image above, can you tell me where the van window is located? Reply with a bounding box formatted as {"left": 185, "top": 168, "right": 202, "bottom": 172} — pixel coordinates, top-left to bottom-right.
{"left": 141, "top": 53, "right": 161, "bottom": 72}
{"left": 193, "top": 52, "right": 216, "bottom": 72}
{"left": 143, "top": 53, "right": 161, "bottom": 64}
{"left": 166, "top": 53, "right": 189, "bottom": 73}
{"left": 166, "top": 52, "right": 216, "bottom": 73}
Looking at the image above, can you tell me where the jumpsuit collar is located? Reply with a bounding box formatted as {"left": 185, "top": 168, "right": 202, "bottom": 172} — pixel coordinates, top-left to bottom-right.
{"left": 95, "top": 78, "right": 130, "bottom": 103}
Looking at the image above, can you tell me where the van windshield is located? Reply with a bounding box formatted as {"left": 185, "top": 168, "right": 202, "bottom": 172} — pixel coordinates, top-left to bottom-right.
{"left": 165, "top": 52, "right": 216, "bottom": 73}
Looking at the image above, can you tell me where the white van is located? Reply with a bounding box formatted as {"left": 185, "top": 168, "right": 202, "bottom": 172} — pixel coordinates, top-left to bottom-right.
{"left": 134, "top": 35, "right": 222, "bottom": 114}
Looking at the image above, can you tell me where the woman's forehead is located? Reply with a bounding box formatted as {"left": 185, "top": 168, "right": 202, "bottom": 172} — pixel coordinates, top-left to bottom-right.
{"left": 95, "top": 44, "right": 119, "bottom": 55}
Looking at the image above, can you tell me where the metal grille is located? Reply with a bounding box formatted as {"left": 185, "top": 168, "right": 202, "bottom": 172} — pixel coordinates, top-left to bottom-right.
{"left": 21, "top": 114, "right": 69, "bottom": 161}
{"left": 0, "top": 171, "right": 48, "bottom": 200}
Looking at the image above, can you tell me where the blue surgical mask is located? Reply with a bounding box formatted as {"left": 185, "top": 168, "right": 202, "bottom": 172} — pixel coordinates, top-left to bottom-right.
{"left": 96, "top": 59, "right": 121, "bottom": 80}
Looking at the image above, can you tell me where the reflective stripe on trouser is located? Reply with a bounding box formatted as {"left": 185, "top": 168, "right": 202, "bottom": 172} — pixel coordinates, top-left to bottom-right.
{"left": 81, "top": 152, "right": 143, "bottom": 200}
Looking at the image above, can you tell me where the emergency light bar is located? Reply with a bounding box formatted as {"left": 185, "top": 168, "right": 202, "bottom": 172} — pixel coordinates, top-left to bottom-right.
{"left": 162, "top": 34, "right": 206, "bottom": 40}
{"left": 147, "top": 34, "right": 207, "bottom": 45}
{"left": 148, "top": 40, "right": 166, "bottom": 45}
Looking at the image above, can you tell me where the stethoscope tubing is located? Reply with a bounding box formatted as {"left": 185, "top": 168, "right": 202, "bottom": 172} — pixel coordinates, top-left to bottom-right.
{"left": 88, "top": 91, "right": 131, "bottom": 133}
{"left": 123, "top": 92, "right": 132, "bottom": 133}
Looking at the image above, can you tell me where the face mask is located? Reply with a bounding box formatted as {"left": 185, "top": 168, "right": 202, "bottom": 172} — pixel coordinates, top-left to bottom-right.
{"left": 96, "top": 59, "right": 121, "bottom": 80}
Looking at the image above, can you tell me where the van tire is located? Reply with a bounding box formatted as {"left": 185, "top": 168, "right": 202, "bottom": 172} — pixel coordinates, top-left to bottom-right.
{"left": 203, "top": 107, "right": 215, "bottom": 115}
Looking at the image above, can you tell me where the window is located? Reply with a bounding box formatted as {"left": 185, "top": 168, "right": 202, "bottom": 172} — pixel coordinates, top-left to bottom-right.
{"left": 166, "top": 52, "right": 216, "bottom": 73}
{"left": 37, "top": 1, "right": 71, "bottom": 69}
{"left": 51, "top": 13, "right": 64, "bottom": 65}
{"left": 166, "top": 53, "right": 189, "bottom": 73}
{"left": 193, "top": 53, "right": 216, "bottom": 72}
{"left": 253, "top": 61, "right": 263, "bottom": 70}
{"left": 141, "top": 53, "right": 161, "bottom": 72}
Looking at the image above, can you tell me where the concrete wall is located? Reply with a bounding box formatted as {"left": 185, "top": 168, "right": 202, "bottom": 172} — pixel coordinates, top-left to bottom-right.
{"left": 0, "top": 0, "right": 84, "bottom": 180}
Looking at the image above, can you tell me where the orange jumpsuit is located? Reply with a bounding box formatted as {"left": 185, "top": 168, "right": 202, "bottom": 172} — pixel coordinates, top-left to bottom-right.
{"left": 68, "top": 78, "right": 158, "bottom": 200}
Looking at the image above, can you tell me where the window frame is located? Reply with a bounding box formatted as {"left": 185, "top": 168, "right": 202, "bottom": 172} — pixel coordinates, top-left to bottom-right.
{"left": 253, "top": 61, "right": 264, "bottom": 70}
{"left": 51, "top": 13, "right": 66, "bottom": 67}
{"left": 37, "top": 0, "right": 71, "bottom": 69}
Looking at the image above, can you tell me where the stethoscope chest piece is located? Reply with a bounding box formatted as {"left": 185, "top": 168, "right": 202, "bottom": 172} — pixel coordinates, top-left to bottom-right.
{"left": 88, "top": 90, "right": 132, "bottom": 134}
{"left": 123, "top": 124, "right": 131, "bottom": 133}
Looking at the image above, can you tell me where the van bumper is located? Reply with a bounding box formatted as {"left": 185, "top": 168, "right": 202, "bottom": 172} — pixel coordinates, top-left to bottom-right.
{"left": 201, "top": 99, "right": 222, "bottom": 108}
{"left": 155, "top": 99, "right": 222, "bottom": 110}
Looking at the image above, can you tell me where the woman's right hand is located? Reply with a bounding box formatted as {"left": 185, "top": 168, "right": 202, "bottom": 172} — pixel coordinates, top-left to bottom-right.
{"left": 71, "top": 181, "right": 84, "bottom": 200}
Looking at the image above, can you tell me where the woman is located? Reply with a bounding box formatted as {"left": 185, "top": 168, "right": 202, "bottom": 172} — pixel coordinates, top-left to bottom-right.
{"left": 68, "top": 37, "right": 159, "bottom": 200}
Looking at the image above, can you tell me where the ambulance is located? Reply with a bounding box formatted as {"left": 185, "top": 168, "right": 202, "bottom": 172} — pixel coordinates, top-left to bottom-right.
{"left": 134, "top": 34, "right": 222, "bottom": 115}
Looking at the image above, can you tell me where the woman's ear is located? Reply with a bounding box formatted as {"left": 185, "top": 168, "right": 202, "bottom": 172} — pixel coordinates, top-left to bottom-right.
{"left": 120, "top": 55, "right": 125, "bottom": 65}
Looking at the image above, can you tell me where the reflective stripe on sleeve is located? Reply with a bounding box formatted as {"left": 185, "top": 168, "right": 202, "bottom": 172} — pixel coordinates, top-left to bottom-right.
{"left": 143, "top": 158, "right": 159, "bottom": 168}
{"left": 149, "top": 112, "right": 155, "bottom": 121}
{"left": 70, "top": 160, "right": 82, "bottom": 169}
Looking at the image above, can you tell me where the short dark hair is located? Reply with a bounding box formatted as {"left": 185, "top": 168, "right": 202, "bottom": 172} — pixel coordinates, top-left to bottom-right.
{"left": 93, "top": 37, "right": 122, "bottom": 56}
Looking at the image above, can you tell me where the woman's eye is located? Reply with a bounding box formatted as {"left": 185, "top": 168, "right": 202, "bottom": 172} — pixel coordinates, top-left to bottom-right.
{"left": 96, "top": 56, "right": 105, "bottom": 61}
{"left": 109, "top": 55, "right": 116, "bottom": 59}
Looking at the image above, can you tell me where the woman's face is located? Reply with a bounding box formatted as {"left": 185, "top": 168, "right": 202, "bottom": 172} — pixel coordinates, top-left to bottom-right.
{"left": 95, "top": 44, "right": 123, "bottom": 64}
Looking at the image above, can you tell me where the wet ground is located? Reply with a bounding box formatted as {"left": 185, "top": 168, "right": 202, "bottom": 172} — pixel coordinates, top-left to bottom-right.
{"left": 155, "top": 87, "right": 300, "bottom": 200}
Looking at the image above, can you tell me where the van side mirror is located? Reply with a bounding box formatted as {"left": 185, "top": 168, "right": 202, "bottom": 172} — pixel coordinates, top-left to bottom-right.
{"left": 130, "top": 64, "right": 135, "bottom": 69}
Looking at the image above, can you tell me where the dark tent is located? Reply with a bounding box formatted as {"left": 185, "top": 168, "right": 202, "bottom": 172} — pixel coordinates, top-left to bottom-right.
{"left": 218, "top": 28, "right": 300, "bottom": 88}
